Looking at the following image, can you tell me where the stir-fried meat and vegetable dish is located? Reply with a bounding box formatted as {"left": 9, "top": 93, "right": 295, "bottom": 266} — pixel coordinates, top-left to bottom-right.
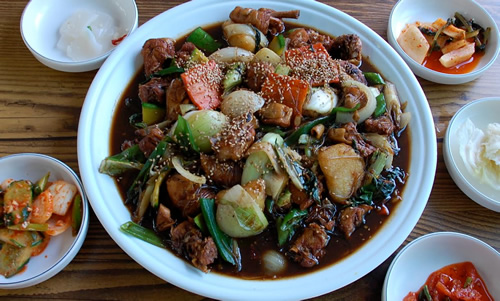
{"left": 100, "top": 6, "right": 411, "bottom": 277}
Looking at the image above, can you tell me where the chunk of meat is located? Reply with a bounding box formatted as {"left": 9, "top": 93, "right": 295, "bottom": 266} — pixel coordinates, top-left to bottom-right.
{"left": 174, "top": 42, "right": 196, "bottom": 69}
{"left": 135, "top": 126, "right": 165, "bottom": 157}
{"left": 166, "top": 78, "right": 189, "bottom": 122}
{"left": 288, "top": 223, "right": 329, "bottom": 267}
{"left": 288, "top": 180, "right": 323, "bottom": 211}
{"left": 305, "top": 201, "right": 337, "bottom": 231}
{"left": 306, "top": 29, "right": 334, "bottom": 52}
{"left": 338, "top": 60, "right": 367, "bottom": 85}
{"left": 141, "top": 38, "right": 176, "bottom": 76}
{"left": 246, "top": 61, "right": 274, "bottom": 92}
{"left": 229, "top": 6, "right": 299, "bottom": 35}
{"left": 327, "top": 122, "right": 376, "bottom": 158}
{"left": 287, "top": 28, "right": 334, "bottom": 51}
{"left": 258, "top": 102, "right": 293, "bottom": 128}
{"left": 331, "top": 34, "right": 362, "bottom": 66}
{"left": 138, "top": 77, "right": 170, "bottom": 105}
{"left": 211, "top": 113, "right": 256, "bottom": 161}
{"left": 166, "top": 173, "right": 204, "bottom": 217}
{"left": 363, "top": 115, "right": 396, "bottom": 136}
{"left": 156, "top": 204, "right": 175, "bottom": 232}
{"left": 199, "top": 153, "right": 242, "bottom": 187}
{"left": 338, "top": 204, "right": 372, "bottom": 238}
{"left": 170, "top": 221, "right": 218, "bottom": 273}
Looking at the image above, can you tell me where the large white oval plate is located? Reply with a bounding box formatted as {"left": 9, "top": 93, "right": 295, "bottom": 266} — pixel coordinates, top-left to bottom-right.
{"left": 77, "top": 0, "right": 437, "bottom": 299}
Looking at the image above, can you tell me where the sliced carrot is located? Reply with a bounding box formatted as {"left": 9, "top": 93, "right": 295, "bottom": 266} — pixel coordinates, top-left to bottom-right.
{"left": 180, "top": 60, "right": 223, "bottom": 110}
{"left": 285, "top": 42, "right": 339, "bottom": 86}
{"left": 261, "top": 72, "right": 309, "bottom": 127}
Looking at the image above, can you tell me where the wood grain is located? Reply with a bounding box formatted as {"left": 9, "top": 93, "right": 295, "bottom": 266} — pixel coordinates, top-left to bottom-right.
{"left": 0, "top": 0, "right": 499, "bottom": 300}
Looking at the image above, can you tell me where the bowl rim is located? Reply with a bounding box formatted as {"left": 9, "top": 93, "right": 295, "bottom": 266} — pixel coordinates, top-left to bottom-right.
{"left": 77, "top": 0, "right": 437, "bottom": 299}
{"left": 387, "top": 0, "right": 500, "bottom": 83}
{"left": 382, "top": 231, "right": 500, "bottom": 300}
{"left": 0, "top": 153, "right": 90, "bottom": 289}
{"left": 19, "top": 0, "right": 139, "bottom": 68}
{"left": 443, "top": 97, "right": 500, "bottom": 212}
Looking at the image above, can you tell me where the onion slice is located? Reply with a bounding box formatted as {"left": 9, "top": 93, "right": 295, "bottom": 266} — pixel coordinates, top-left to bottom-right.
{"left": 171, "top": 156, "right": 206, "bottom": 184}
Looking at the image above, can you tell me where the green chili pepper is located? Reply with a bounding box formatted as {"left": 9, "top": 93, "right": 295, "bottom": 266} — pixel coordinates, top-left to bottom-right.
{"left": 186, "top": 27, "right": 222, "bottom": 53}
{"left": 33, "top": 172, "right": 50, "bottom": 196}
{"left": 363, "top": 72, "right": 385, "bottom": 85}
{"left": 374, "top": 93, "right": 387, "bottom": 118}
{"left": 418, "top": 285, "right": 432, "bottom": 301}
{"left": 174, "top": 115, "right": 200, "bottom": 153}
{"left": 120, "top": 221, "right": 165, "bottom": 248}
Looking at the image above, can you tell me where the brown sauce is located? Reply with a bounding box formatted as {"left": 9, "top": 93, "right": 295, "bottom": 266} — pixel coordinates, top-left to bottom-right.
{"left": 109, "top": 22, "right": 411, "bottom": 279}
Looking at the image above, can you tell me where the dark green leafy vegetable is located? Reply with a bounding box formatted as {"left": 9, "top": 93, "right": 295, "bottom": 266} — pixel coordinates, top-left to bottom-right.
{"left": 351, "top": 166, "right": 405, "bottom": 206}
{"left": 276, "top": 209, "right": 308, "bottom": 246}
{"left": 186, "top": 27, "right": 222, "bottom": 53}
{"left": 120, "top": 221, "right": 165, "bottom": 248}
{"left": 199, "top": 198, "right": 241, "bottom": 268}
{"left": 99, "top": 144, "right": 146, "bottom": 176}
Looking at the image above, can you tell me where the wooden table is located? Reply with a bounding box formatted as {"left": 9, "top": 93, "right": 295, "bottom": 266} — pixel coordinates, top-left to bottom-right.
{"left": 1, "top": 0, "right": 499, "bottom": 300}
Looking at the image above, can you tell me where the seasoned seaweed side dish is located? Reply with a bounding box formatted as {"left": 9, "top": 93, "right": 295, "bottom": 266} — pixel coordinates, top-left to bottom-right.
{"left": 100, "top": 6, "right": 411, "bottom": 278}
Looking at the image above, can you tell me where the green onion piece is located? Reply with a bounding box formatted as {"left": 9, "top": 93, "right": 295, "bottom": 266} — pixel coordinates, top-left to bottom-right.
{"left": 174, "top": 115, "right": 200, "bottom": 153}
{"left": 374, "top": 93, "right": 387, "bottom": 118}
{"left": 364, "top": 72, "right": 385, "bottom": 85}
{"left": 193, "top": 213, "right": 208, "bottom": 235}
{"left": 186, "top": 27, "right": 222, "bottom": 53}
{"left": 7, "top": 223, "right": 48, "bottom": 232}
{"left": 418, "top": 284, "right": 432, "bottom": 301}
{"left": 120, "top": 221, "right": 165, "bottom": 248}
{"left": 463, "top": 276, "right": 473, "bottom": 288}
{"left": 150, "top": 171, "right": 169, "bottom": 209}
{"left": 71, "top": 194, "right": 83, "bottom": 236}
{"left": 99, "top": 144, "right": 145, "bottom": 176}
{"left": 430, "top": 18, "right": 453, "bottom": 52}
{"left": 153, "top": 66, "right": 185, "bottom": 77}
{"left": 127, "top": 140, "right": 167, "bottom": 202}
{"left": 33, "top": 172, "right": 50, "bottom": 196}
{"left": 284, "top": 104, "right": 360, "bottom": 146}
{"left": 199, "top": 198, "right": 240, "bottom": 267}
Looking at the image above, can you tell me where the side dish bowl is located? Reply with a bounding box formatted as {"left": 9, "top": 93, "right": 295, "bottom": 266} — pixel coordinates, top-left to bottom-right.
{"left": 443, "top": 97, "right": 500, "bottom": 212}
{"left": 20, "top": 0, "right": 138, "bottom": 72}
{"left": 388, "top": 0, "right": 500, "bottom": 84}
{"left": 383, "top": 232, "right": 500, "bottom": 300}
{"left": 77, "top": 0, "right": 437, "bottom": 299}
{"left": 0, "top": 153, "right": 89, "bottom": 289}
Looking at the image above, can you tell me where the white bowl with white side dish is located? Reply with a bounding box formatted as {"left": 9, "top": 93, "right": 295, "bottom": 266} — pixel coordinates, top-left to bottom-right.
{"left": 444, "top": 97, "right": 500, "bottom": 212}
{"left": 388, "top": 0, "right": 500, "bottom": 84}
{"left": 77, "top": 0, "right": 437, "bottom": 300}
{"left": 0, "top": 153, "right": 89, "bottom": 289}
{"left": 20, "top": 0, "right": 138, "bottom": 72}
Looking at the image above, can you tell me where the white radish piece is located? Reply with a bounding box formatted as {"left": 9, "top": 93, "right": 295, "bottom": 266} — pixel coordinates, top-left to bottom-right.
{"left": 397, "top": 24, "right": 430, "bottom": 64}
{"left": 46, "top": 180, "right": 77, "bottom": 216}
{"left": 439, "top": 42, "right": 475, "bottom": 68}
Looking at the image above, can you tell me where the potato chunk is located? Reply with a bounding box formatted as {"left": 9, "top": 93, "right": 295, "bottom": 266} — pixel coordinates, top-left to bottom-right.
{"left": 318, "top": 143, "right": 365, "bottom": 204}
{"left": 397, "top": 24, "right": 430, "bottom": 64}
{"left": 439, "top": 42, "right": 475, "bottom": 68}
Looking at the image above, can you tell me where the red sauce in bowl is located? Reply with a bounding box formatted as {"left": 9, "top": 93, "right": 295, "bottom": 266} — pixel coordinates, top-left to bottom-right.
{"left": 404, "top": 261, "right": 494, "bottom": 301}
{"left": 423, "top": 50, "right": 484, "bottom": 74}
